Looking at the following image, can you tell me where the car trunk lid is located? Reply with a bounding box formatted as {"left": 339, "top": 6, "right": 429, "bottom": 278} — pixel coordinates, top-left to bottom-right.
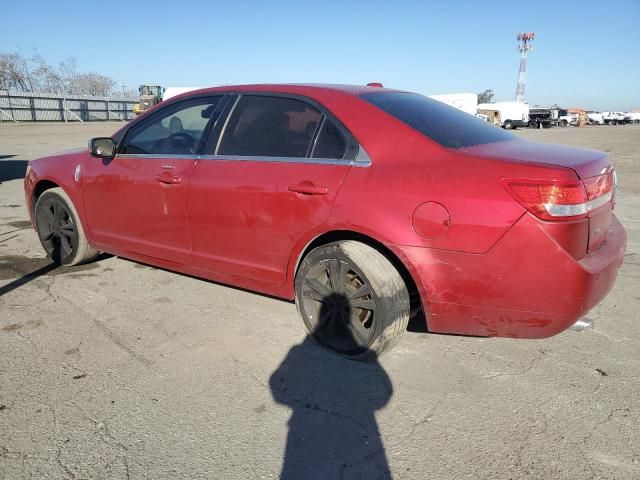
{"left": 461, "top": 139, "right": 615, "bottom": 258}
{"left": 460, "top": 139, "right": 610, "bottom": 179}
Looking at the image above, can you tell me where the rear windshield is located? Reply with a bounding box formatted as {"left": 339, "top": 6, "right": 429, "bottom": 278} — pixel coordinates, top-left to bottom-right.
{"left": 360, "top": 92, "right": 513, "bottom": 148}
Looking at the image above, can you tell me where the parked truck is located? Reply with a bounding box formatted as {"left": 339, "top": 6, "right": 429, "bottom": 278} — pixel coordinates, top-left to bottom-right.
{"left": 527, "top": 108, "right": 554, "bottom": 128}
{"left": 587, "top": 112, "right": 605, "bottom": 125}
{"left": 602, "top": 112, "right": 632, "bottom": 125}
{"left": 477, "top": 101, "right": 529, "bottom": 129}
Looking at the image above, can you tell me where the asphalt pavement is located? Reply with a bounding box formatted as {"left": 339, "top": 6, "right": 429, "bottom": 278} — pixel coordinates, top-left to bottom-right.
{"left": 1, "top": 122, "right": 639, "bottom": 479}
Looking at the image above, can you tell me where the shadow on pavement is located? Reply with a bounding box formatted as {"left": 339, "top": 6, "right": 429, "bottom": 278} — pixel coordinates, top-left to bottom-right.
{"left": 0, "top": 253, "right": 109, "bottom": 297}
{"left": 0, "top": 157, "right": 28, "bottom": 183}
{"left": 0, "top": 262, "right": 58, "bottom": 297}
{"left": 270, "top": 294, "right": 393, "bottom": 479}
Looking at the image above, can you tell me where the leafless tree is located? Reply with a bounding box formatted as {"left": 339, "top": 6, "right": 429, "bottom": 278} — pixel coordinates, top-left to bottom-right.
{"left": 477, "top": 89, "right": 495, "bottom": 104}
{"left": 31, "top": 53, "right": 65, "bottom": 92}
{"left": 0, "top": 50, "right": 117, "bottom": 97}
{"left": 68, "top": 73, "right": 117, "bottom": 97}
{"left": 0, "top": 52, "right": 33, "bottom": 91}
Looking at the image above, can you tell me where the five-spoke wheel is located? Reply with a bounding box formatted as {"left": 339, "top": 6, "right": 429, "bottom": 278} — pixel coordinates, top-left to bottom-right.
{"left": 35, "top": 188, "right": 99, "bottom": 265}
{"left": 295, "top": 241, "right": 410, "bottom": 360}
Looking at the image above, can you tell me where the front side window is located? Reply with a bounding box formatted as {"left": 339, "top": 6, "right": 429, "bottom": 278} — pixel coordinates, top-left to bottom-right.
{"left": 121, "top": 97, "right": 222, "bottom": 155}
{"left": 217, "top": 96, "right": 322, "bottom": 157}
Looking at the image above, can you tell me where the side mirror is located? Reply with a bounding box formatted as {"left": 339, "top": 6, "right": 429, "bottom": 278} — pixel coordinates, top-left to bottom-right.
{"left": 89, "top": 137, "right": 116, "bottom": 159}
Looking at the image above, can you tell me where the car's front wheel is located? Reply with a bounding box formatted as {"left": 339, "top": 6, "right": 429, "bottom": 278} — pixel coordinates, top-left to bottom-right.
{"left": 35, "top": 187, "right": 99, "bottom": 266}
{"left": 295, "top": 241, "right": 410, "bottom": 361}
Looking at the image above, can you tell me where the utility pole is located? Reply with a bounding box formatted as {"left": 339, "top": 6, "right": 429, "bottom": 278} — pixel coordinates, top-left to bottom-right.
{"left": 515, "top": 32, "right": 535, "bottom": 103}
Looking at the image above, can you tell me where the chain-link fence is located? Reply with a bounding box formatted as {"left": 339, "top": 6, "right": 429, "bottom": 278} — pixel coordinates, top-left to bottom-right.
{"left": 0, "top": 90, "right": 137, "bottom": 122}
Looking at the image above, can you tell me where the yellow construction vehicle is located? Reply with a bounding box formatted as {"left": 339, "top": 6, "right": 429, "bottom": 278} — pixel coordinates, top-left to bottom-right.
{"left": 132, "top": 85, "right": 164, "bottom": 116}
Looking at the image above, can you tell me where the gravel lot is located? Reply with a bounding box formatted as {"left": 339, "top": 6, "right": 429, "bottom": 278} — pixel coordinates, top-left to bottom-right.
{"left": 1, "top": 122, "right": 638, "bottom": 479}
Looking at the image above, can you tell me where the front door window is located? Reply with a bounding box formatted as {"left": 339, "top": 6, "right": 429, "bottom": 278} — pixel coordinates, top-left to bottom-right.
{"left": 121, "top": 98, "right": 222, "bottom": 155}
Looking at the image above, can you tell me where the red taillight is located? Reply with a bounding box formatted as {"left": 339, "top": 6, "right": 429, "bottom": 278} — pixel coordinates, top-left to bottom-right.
{"left": 366, "top": 82, "right": 384, "bottom": 88}
{"left": 502, "top": 171, "right": 614, "bottom": 221}
{"left": 583, "top": 171, "right": 613, "bottom": 201}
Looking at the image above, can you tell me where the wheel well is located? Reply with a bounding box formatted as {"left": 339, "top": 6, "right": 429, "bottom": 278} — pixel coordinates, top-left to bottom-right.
{"left": 31, "top": 180, "right": 59, "bottom": 214}
{"left": 296, "top": 230, "right": 426, "bottom": 330}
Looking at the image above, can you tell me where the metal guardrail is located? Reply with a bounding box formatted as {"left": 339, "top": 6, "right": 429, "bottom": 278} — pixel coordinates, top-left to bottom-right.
{"left": 0, "top": 91, "right": 138, "bottom": 123}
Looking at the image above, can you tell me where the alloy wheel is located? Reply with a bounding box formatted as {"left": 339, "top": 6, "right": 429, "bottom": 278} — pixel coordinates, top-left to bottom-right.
{"left": 36, "top": 197, "right": 77, "bottom": 263}
{"left": 300, "top": 259, "right": 377, "bottom": 354}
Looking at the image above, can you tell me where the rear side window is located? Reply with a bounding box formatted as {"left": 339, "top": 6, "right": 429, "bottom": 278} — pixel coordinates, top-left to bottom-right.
{"left": 218, "top": 96, "right": 322, "bottom": 157}
{"left": 311, "top": 119, "right": 347, "bottom": 159}
{"left": 360, "top": 92, "right": 513, "bottom": 148}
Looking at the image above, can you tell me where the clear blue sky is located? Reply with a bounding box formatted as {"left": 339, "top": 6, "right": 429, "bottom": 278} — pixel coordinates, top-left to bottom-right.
{"left": 2, "top": 0, "right": 638, "bottom": 110}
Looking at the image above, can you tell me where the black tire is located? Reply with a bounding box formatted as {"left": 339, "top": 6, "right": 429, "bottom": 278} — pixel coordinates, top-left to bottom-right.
{"left": 295, "top": 241, "right": 410, "bottom": 361}
{"left": 35, "top": 187, "right": 99, "bottom": 266}
{"left": 503, "top": 120, "right": 514, "bottom": 130}
{"left": 528, "top": 121, "right": 538, "bottom": 129}
{"left": 561, "top": 119, "right": 569, "bottom": 127}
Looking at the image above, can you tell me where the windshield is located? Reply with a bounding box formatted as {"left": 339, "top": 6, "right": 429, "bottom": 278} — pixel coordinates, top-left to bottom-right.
{"left": 360, "top": 92, "right": 514, "bottom": 149}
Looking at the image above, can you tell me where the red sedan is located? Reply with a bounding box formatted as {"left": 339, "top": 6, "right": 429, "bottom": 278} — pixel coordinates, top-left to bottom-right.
{"left": 24, "top": 84, "right": 627, "bottom": 359}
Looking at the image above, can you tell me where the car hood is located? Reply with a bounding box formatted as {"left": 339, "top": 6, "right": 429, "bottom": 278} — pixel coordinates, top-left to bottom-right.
{"left": 30, "top": 147, "right": 86, "bottom": 164}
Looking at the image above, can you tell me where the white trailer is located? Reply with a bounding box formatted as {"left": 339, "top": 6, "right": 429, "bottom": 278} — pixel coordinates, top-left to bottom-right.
{"left": 477, "top": 101, "right": 529, "bottom": 129}
{"left": 163, "top": 87, "right": 204, "bottom": 101}
{"left": 428, "top": 93, "right": 478, "bottom": 116}
{"left": 587, "top": 112, "right": 605, "bottom": 125}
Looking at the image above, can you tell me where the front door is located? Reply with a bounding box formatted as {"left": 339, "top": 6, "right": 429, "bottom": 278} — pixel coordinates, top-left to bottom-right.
{"left": 82, "top": 96, "right": 223, "bottom": 264}
{"left": 187, "top": 94, "right": 357, "bottom": 285}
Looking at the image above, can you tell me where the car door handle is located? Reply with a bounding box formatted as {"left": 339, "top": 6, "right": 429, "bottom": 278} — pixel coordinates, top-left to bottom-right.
{"left": 155, "top": 173, "right": 182, "bottom": 184}
{"left": 288, "top": 183, "right": 329, "bottom": 195}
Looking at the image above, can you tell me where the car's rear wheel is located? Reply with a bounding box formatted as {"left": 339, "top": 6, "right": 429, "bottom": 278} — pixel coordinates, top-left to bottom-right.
{"left": 503, "top": 120, "right": 514, "bottom": 130}
{"left": 295, "top": 241, "right": 410, "bottom": 361}
{"left": 35, "top": 188, "right": 99, "bottom": 266}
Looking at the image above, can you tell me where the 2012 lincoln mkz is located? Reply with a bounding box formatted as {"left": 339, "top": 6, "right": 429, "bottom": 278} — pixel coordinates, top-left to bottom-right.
{"left": 24, "top": 84, "right": 627, "bottom": 360}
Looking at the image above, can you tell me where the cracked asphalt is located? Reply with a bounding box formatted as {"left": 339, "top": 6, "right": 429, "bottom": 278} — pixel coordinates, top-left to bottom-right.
{"left": 1, "top": 122, "right": 639, "bottom": 479}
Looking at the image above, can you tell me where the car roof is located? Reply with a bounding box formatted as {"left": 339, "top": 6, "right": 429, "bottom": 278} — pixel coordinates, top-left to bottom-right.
{"left": 175, "top": 83, "right": 407, "bottom": 98}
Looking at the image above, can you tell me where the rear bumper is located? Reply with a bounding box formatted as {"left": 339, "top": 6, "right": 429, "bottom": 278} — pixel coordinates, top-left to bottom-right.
{"left": 399, "top": 213, "right": 626, "bottom": 338}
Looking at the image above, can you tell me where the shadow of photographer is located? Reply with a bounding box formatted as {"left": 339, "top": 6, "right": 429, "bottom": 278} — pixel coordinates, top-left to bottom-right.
{"left": 270, "top": 293, "right": 393, "bottom": 479}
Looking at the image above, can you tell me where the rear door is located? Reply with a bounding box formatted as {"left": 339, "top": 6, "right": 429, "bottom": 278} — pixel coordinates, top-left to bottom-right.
{"left": 82, "top": 96, "right": 224, "bottom": 264}
{"left": 187, "top": 94, "right": 360, "bottom": 285}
